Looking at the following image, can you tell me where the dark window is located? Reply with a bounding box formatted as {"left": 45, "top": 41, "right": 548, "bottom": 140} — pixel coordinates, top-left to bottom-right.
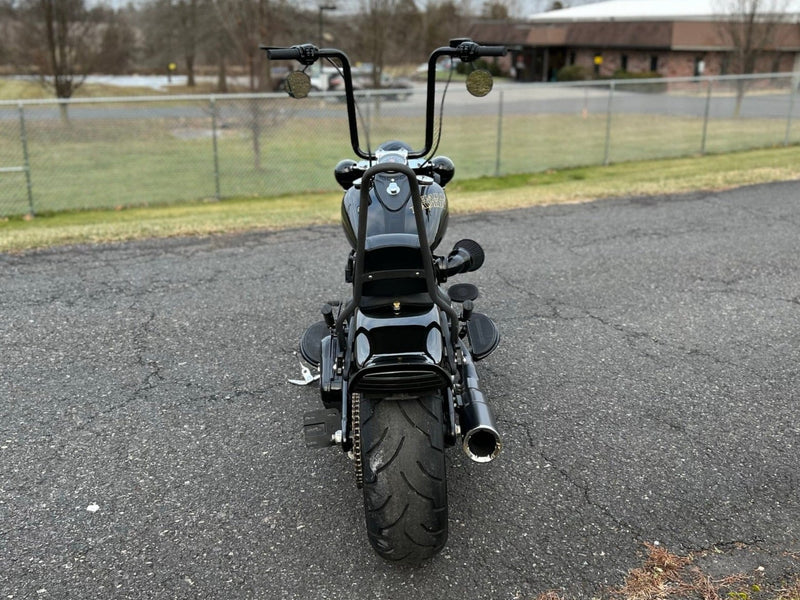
{"left": 694, "top": 57, "right": 705, "bottom": 76}
{"left": 621, "top": 54, "right": 628, "bottom": 72}
{"left": 650, "top": 55, "right": 658, "bottom": 72}
{"left": 569, "top": 51, "right": 576, "bottom": 65}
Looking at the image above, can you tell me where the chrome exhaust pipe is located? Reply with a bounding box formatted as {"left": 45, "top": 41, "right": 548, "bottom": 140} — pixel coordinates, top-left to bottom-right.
{"left": 460, "top": 359, "right": 502, "bottom": 463}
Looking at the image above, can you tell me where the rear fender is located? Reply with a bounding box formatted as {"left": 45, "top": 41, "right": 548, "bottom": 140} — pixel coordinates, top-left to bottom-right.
{"left": 349, "top": 306, "right": 451, "bottom": 394}
{"left": 353, "top": 305, "right": 443, "bottom": 367}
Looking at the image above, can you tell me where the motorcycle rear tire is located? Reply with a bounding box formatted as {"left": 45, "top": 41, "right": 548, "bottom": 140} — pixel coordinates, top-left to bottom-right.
{"left": 359, "top": 393, "right": 448, "bottom": 564}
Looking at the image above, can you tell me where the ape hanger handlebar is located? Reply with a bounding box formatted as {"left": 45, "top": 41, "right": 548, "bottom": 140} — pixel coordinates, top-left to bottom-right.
{"left": 261, "top": 38, "right": 507, "bottom": 161}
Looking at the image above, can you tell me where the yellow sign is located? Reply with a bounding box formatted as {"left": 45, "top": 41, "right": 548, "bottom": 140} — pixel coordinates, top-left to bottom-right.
{"left": 593, "top": 55, "right": 603, "bottom": 65}
{"left": 168, "top": 62, "right": 177, "bottom": 72}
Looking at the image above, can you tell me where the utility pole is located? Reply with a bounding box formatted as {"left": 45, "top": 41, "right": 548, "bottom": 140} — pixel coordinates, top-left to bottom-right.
{"left": 318, "top": 4, "right": 337, "bottom": 46}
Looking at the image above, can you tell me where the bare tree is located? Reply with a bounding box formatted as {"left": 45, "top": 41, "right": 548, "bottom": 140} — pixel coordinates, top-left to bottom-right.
{"left": 94, "top": 10, "right": 137, "bottom": 75}
{"left": 211, "top": 19, "right": 233, "bottom": 92}
{"left": 715, "top": 0, "right": 790, "bottom": 115}
{"left": 139, "top": 0, "right": 176, "bottom": 73}
{"left": 16, "top": 0, "right": 100, "bottom": 101}
{"left": 0, "top": 0, "right": 13, "bottom": 65}
{"left": 140, "top": 0, "right": 215, "bottom": 87}
{"left": 482, "top": 0, "right": 521, "bottom": 19}
{"left": 391, "top": 0, "right": 424, "bottom": 63}
{"left": 212, "top": 0, "right": 312, "bottom": 171}
{"left": 213, "top": 0, "right": 271, "bottom": 91}
{"left": 211, "top": 0, "right": 270, "bottom": 169}
{"left": 483, "top": 2, "right": 509, "bottom": 19}
{"left": 422, "top": 1, "right": 469, "bottom": 55}
{"left": 175, "top": 0, "right": 200, "bottom": 86}
{"left": 360, "top": 0, "right": 398, "bottom": 88}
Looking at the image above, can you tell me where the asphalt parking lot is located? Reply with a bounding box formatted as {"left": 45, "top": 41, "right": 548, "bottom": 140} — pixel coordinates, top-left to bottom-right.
{"left": 2, "top": 181, "right": 799, "bottom": 598}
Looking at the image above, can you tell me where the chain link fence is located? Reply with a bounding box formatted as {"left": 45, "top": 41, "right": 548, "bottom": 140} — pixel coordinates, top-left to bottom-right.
{"left": 1, "top": 72, "right": 799, "bottom": 217}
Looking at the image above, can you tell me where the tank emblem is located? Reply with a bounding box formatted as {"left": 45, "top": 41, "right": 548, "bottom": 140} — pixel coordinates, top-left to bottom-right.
{"left": 420, "top": 192, "right": 446, "bottom": 210}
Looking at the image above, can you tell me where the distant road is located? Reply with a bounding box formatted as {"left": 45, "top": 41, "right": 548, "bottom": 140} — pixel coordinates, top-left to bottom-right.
{"left": 1, "top": 81, "right": 794, "bottom": 122}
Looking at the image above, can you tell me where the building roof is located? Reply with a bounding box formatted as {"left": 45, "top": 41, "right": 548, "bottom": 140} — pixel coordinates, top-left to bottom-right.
{"left": 528, "top": 0, "right": 800, "bottom": 22}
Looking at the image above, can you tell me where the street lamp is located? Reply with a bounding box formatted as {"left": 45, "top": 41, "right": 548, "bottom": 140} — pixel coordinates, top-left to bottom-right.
{"left": 318, "top": 4, "right": 337, "bottom": 47}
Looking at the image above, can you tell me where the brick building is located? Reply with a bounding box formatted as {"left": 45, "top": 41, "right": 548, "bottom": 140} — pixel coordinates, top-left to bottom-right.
{"left": 468, "top": 0, "right": 800, "bottom": 82}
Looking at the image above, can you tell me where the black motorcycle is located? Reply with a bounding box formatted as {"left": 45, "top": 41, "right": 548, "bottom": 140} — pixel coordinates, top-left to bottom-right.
{"left": 265, "top": 39, "right": 506, "bottom": 564}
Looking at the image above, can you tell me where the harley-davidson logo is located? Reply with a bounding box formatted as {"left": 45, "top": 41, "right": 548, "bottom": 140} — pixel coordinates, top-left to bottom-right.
{"left": 419, "top": 193, "right": 446, "bottom": 210}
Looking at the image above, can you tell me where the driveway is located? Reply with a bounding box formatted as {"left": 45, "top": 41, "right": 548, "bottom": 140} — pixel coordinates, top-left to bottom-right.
{"left": 1, "top": 181, "right": 798, "bottom": 598}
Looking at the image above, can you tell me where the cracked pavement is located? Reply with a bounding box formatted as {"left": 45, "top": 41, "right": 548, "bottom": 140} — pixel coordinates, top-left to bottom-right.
{"left": 1, "top": 181, "right": 799, "bottom": 598}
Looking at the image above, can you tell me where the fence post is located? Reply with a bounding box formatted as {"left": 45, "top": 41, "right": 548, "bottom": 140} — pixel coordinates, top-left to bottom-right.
{"left": 603, "top": 81, "right": 615, "bottom": 166}
{"left": 495, "top": 89, "right": 504, "bottom": 177}
{"left": 18, "top": 102, "right": 34, "bottom": 216}
{"left": 784, "top": 78, "right": 797, "bottom": 147}
{"left": 700, "top": 78, "right": 713, "bottom": 155}
{"left": 210, "top": 97, "right": 221, "bottom": 200}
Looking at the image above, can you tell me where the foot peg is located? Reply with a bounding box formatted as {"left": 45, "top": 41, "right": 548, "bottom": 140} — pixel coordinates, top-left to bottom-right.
{"left": 466, "top": 313, "right": 500, "bottom": 360}
{"left": 448, "top": 282, "right": 479, "bottom": 303}
{"left": 303, "top": 408, "right": 341, "bottom": 448}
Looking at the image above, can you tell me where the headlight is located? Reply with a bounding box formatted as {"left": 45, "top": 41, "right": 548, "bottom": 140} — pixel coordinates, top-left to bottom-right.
{"left": 356, "top": 332, "right": 371, "bottom": 366}
{"left": 426, "top": 327, "right": 442, "bottom": 363}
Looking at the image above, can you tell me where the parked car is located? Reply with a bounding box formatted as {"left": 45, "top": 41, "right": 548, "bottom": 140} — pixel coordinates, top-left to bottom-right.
{"left": 328, "top": 71, "right": 414, "bottom": 101}
{"left": 274, "top": 66, "right": 414, "bottom": 101}
{"left": 415, "top": 57, "right": 454, "bottom": 72}
{"left": 273, "top": 67, "right": 340, "bottom": 93}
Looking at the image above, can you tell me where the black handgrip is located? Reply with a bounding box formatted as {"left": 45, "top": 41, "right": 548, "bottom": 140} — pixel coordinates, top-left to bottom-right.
{"left": 262, "top": 43, "right": 320, "bottom": 66}
{"left": 478, "top": 45, "right": 507, "bottom": 57}
{"left": 448, "top": 40, "right": 507, "bottom": 62}
{"left": 263, "top": 46, "right": 301, "bottom": 60}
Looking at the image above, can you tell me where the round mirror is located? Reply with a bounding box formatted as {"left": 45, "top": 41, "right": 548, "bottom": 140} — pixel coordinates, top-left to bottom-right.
{"left": 285, "top": 71, "right": 312, "bottom": 99}
{"left": 466, "top": 69, "right": 494, "bottom": 97}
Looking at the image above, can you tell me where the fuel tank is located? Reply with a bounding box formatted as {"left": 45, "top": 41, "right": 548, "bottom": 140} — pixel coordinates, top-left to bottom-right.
{"left": 341, "top": 172, "right": 449, "bottom": 251}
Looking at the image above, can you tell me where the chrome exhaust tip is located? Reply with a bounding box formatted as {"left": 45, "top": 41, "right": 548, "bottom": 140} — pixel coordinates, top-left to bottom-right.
{"left": 460, "top": 383, "right": 502, "bottom": 463}
{"left": 462, "top": 424, "right": 502, "bottom": 463}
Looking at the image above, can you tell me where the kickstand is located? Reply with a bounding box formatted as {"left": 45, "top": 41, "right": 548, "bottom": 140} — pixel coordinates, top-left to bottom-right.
{"left": 288, "top": 359, "right": 320, "bottom": 386}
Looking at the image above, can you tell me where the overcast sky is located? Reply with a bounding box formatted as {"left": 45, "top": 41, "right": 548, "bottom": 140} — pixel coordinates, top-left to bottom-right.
{"left": 516, "top": 0, "right": 601, "bottom": 16}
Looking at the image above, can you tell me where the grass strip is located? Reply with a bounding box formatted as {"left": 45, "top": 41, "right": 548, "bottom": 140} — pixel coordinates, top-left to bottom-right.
{"left": 2, "top": 145, "right": 800, "bottom": 253}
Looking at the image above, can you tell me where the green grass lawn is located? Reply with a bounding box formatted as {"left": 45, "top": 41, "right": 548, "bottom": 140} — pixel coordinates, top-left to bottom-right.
{"left": 2, "top": 100, "right": 798, "bottom": 219}
{"left": 3, "top": 144, "right": 799, "bottom": 253}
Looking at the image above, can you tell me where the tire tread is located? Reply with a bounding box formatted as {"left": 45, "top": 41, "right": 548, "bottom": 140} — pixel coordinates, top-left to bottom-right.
{"left": 360, "top": 393, "right": 448, "bottom": 564}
